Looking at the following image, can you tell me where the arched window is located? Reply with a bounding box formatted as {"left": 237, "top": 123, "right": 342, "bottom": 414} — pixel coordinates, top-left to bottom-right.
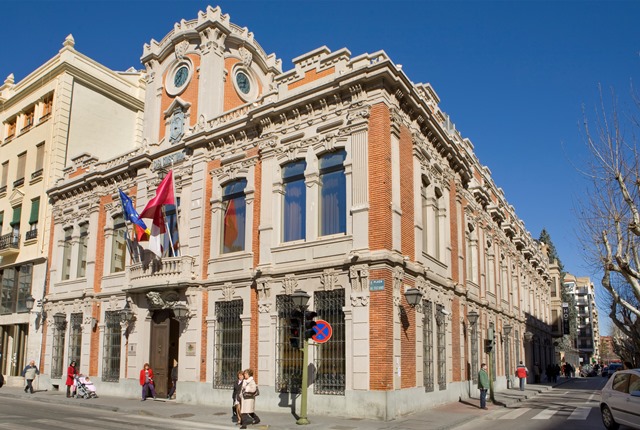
{"left": 282, "top": 160, "right": 306, "bottom": 242}
{"left": 319, "top": 150, "right": 346, "bottom": 236}
{"left": 222, "top": 179, "right": 247, "bottom": 253}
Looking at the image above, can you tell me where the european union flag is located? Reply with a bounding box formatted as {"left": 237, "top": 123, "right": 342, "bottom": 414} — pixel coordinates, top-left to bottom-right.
{"left": 118, "top": 189, "right": 150, "bottom": 240}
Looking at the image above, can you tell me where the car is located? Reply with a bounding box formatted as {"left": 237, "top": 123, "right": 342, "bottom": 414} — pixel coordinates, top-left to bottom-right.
{"left": 600, "top": 368, "right": 640, "bottom": 430}
{"left": 603, "top": 364, "right": 623, "bottom": 378}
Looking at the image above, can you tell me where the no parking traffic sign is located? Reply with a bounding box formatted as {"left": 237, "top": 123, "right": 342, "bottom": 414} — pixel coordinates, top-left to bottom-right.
{"left": 311, "top": 319, "right": 332, "bottom": 343}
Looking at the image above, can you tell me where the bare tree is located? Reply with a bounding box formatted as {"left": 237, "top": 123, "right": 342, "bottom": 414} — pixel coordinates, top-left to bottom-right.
{"left": 578, "top": 85, "right": 640, "bottom": 357}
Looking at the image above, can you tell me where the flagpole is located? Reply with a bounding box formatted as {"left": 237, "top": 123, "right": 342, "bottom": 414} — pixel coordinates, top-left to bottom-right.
{"left": 118, "top": 190, "right": 140, "bottom": 264}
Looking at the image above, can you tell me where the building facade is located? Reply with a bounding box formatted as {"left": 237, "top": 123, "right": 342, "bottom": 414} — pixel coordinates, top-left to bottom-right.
{"left": 0, "top": 35, "right": 144, "bottom": 386}
{"left": 563, "top": 274, "right": 600, "bottom": 365}
{"left": 36, "top": 7, "right": 553, "bottom": 419}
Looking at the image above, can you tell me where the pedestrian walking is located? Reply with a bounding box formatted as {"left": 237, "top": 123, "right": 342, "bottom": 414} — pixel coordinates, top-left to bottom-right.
{"left": 232, "top": 370, "right": 244, "bottom": 424}
{"left": 478, "top": 363, "right": 490, "bottom": 410}
{"left": 21, "top": 360, "right": 39, "bottom": 394}
{"left": 139, "top": 363, "right": 157, "bottom": 401}
{"left": 66, "top": 360, "right": 78, "bottom": 398}
{"left": 239, "top": 368, "right": 260, "bottom": 429}
{"left": 167, "top": 360, "right": 178, "bottom": 399}
{"left": 515, "top": 361, "right": 528, "bottom": 391}
{"left": 533, "top": 363, "right": 541, "bottom": 383}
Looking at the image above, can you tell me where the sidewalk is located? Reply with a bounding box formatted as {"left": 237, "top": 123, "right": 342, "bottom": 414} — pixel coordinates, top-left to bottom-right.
{"left": 0, "top": 381, "right": 565, "bottom": 430}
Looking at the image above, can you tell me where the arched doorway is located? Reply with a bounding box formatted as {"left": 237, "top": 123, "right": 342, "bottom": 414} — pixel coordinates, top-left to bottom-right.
{"left": 149, "top": 309, "right": 179, "bottom": 397}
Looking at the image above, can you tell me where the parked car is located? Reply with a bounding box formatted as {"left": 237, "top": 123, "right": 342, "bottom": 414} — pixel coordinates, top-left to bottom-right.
{"left": 603, "top": 363, "right": 624, "bottom": 378}
{"left": 600, "top": 368, "right": 640, "bottom": 429}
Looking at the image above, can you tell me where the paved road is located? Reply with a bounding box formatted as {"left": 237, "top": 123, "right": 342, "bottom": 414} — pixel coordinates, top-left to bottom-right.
{"left": 454, "top": 377, "right": 610, "bottom": 430}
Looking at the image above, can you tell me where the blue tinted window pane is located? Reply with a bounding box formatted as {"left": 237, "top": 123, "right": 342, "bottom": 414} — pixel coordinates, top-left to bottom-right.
{"left": 223, "top": 179, "right": 247, "bottom": 197}
{"left": 284, "top": 180, "right": 306, "bottom": 242}
{"left": 320, "top": 168, "right": 346, "bottom": 236}
{"left": 283, "top": 160, "right": 306, "bottom": 180}
{"left": 319, "top": 150, "right": 346, "bottom": 170}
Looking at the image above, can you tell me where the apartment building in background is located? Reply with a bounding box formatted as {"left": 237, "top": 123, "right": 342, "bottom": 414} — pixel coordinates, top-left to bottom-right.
{"left": 0, "top": 35, "right": 144, "bottom": 386}
{"left": 19, "top": 7, "right": 554, "bottom": 419}
{"left": 563, "top": 274, "right": 600, "bottom": 364}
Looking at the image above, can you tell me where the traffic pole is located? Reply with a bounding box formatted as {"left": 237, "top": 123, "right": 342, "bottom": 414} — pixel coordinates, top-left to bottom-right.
{"left": 296, "top": 338, "right": 310, "bottom": 425}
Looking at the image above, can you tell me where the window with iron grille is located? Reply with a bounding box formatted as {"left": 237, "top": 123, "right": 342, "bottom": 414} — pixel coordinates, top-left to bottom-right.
{"left": 436, "top": 305, "right": 446, "bottom": 390}
{"left": 313, "top": 289, "right": 345, "bottom": 395}
{"left": 423, "top": 300, "right": 434, "bottom": 392}
{"left": 67, "top": 313, "right": 82, "bottom": 367}
{"left": 51, "top": 321, "right": 65, "bottom": 379}
{"left": 213, "top": 299, "right": 243, "bottom": 389}
{"left": 102, "top": 311, "right": 121, "bottom": 382}
{"left": 275, "top": 295, "right": 302, "bottom": 394}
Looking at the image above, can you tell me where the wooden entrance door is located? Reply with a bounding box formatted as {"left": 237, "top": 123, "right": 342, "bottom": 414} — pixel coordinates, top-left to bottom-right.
{"left": 149, "top": 310, "right": 179, "bottom": 397}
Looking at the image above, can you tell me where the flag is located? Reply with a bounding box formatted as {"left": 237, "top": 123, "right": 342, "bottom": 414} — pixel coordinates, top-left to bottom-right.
{"left": 139, "top": 171, "right": 175, "bottom": 222}
{"left": 118, "top": 189, "right": 150, "bottom": 241}
{"left": 223, "top": 199, "right": 238, "bottom": 249}
{"left": 140, "top": 171, "right": 175, "bottom": 257}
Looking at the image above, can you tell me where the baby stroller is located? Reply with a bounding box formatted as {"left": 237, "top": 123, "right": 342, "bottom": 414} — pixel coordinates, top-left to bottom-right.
{"left": 74, "top": 375, "right": 98, "bottom": 399}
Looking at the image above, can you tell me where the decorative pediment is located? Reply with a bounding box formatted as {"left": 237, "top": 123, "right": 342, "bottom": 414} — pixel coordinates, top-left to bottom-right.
{"left": 163, "top": 97, "right": 191, "bottom": 118}
{"left": 8, "top": 188, "right": 24, "bottom": 207}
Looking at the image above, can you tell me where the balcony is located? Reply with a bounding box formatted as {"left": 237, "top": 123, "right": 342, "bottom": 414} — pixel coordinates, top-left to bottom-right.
{"left": 13, "top": 177, "right": 24, "bottom": 188}
{"left": 128, "top": 255, "right": 195, "bottom": 289}
{"left": 0, "top": 232, "right": 20, "bottom": 256}
{"left": 25, "top": 229, "right": 37, "bottom": 241}
{"left": 31, "top": 169, "right": 43, "bottom": 181}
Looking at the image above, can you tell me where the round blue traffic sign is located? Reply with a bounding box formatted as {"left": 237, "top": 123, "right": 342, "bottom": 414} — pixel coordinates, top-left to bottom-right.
{"left": 311, "top": 319, "right": 333, "bottom": 343}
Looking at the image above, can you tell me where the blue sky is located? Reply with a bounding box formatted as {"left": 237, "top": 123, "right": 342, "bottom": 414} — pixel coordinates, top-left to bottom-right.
{"left": 3, "top": 0, "right": 638, "bottom": 333}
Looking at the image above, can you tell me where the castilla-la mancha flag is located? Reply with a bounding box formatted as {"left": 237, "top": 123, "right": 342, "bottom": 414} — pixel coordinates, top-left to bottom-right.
{"left": 140, "top": 171, "right": 175, "bottom": 257}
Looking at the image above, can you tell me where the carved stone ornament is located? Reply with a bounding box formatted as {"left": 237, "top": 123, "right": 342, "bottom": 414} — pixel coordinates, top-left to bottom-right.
{"left": 257, "top": 279, "right": 271, "bottom": 313}
{"left": 282, "top": 275, "right": 298, "bottom": 295}
{"left": 146, "top": 290, "right": 180, "bottom": 310}
{"left": 239, "top": 46, "right": 253, "bottom": 67}
{"left": 222, "top": 283, "right": 235, "bottom": 301}
{"left": 349, "top": 264, "right": 370, "bottom": 307}
{"left": 175, "top": 40, "right": 190, "bottom": 59}
{"left": 320, "top": 269, "right": 340, "bottom": 291}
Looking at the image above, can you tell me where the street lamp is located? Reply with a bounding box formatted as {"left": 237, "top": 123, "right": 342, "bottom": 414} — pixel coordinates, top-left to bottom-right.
{"left": 290, "top": 289, "right": 311, "bottom": 425}
{"left": 524, "top": 331, "right": 533, "bottom": 343}
{"left": 172, "top": 302, "right": 190, "bottom": 324}
{"left": 468, "top": 310, "right": 479, "bottom": 326}
{"left": 404, "top": 288, "right": 423, "bottom": 307}
{"left": 468, "top": 310, "right": 479, "bottom": 386}
{"left": 25, "top": 294, "right": 35, "bottom": 311}
{"left": 119, "top": 301, "right": 134, "bottom": 324}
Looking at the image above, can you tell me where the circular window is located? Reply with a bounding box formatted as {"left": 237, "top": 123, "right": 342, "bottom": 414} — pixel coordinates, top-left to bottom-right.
{"left": 166, "top": 61, "right": 193, "bottom": 96}
{"left": 232, "top": 67, "right": 257, "bottom": 102}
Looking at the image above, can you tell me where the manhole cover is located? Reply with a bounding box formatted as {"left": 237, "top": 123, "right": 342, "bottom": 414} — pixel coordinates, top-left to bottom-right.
{"left": 170, "top": 413, "right": 195, "bottom": 419}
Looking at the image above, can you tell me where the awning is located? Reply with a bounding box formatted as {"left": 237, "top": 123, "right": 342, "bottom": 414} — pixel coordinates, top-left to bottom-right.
{"left": 10, "top": 205, "right": 21, "bottom": 227}
{"left": 29, "top": 198, "right": 39, "bottom": 224}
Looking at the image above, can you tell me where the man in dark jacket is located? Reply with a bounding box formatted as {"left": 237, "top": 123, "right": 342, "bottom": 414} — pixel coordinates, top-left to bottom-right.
{"left": 478, "top": 363, "right": 490, "bottom": 410}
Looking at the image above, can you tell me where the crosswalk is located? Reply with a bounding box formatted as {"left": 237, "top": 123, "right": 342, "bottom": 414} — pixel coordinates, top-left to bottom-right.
{"left": 496, "top": 391, "right": 600, "bottom": 422}
{"left": 0, "top": 415, "right": 221, "bottom": 430}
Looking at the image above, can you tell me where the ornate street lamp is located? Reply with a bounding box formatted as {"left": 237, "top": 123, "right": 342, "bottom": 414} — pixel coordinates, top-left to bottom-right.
{"left": 119, "top": 301, "right": 134, "bottom": 324}
{"left": 468, "top": 310, "right": 480, "bottom": 386}
{"left": 404, "top": 288, "right": 423, "bottom": 308}
{"left": 172, "top": 302, "right": 190, "bottom": 323}
{"left": 468, "top": 310, "right": 479, "bottom": 326}
{"left": 504, "top": 325, "right": 513, "bottom": 388}
{"left": 291, "top": 289, "right": 310, "bottom": 309}
{"left": 524, "top": 331, "right": 534, "bottom": 343}
{"left": 25, "top": 294, "right": 35, "bottom": 311}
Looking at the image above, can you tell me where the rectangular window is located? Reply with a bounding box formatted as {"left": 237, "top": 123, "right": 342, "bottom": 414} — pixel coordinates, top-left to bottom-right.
{"left": 1, "top": 268, "right": 16, "bottom": 314}
{"left": 68, "top": 313, "right": 83, "bottom": 366}
{"left": 51, "top": 318, "right": 66, "bottom": 379}
{"left": 423, "top": 300, "right": 434, "bottom": 392}
{"left": 213, "top": 300, "right": 243, "bottom": 389}
{"left": 314, "top": 289, "right": 345, "bottom": 395}
{"left": 28, "top": 197, "right": 39, "bottom": 233}
{"left": 7, "top": 120, "right": 16, "bottom": 139}
{"left": 275, "top": 295, "right": 303, "bottom": 393}
{"left": 162, "top": 198, "right": 180, "bottom": 258}
{"left": 34, "top": 143, "right": 44, "bottom": 177}
{"left": 10, "top": 205, "right": 21, "bottom": 245}
{"left": 1, "top": 162, "right": 8, "bottom": 189}
{"left": 282, "top": 160, "right": 306, "bottom": 242}
{"left": 319, "top": 150, "right": 346, "bottom": 236}
{"left": 222, "top": 180, "right": 247, "bottom": 253}
{"left": 0, "top": 212, "right": 3, "bottom": 233}
{"left": 111, "top": 216, "right": 126, "bottom": 273}
{"left": 42, "top": 95, "right": 53, "bottom": 119}
{"left": 16, "top": 265, "right": 31, "bottom": 313}
{"left": 61, "top": 227, "right": 72, "bottom": 281}
{"left": 102, "top": 311, "right": 121, "bottom": 382}
{"left": 17, "top": 152, "right": 26, "bottom": 182}
{"left": 436, "top": 305, "right": 446, "bottom": 390}
{"left": 23, "top": 108, "right": 34, "bottom": 130}
{"left": 77, "top": 224, "right": 88, "bottom": 278}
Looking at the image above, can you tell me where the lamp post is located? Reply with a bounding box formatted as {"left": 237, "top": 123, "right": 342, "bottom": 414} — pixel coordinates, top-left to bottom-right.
{"left": 468, "top": 310, "right": 479, "bottom": 385}
{"left": 404, "top": 288, "right": 423, "bottom": 307}
{"left": 290, "top": 289, "right": 311, "bottom": 425}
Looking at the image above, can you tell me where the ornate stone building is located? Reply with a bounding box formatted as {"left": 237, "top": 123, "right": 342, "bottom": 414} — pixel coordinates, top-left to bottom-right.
{"left": 40, "top": 6, "right": 552, "bottom": 419}
{"left": 0, "top": 35, "right": 144, "bottom": 386}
